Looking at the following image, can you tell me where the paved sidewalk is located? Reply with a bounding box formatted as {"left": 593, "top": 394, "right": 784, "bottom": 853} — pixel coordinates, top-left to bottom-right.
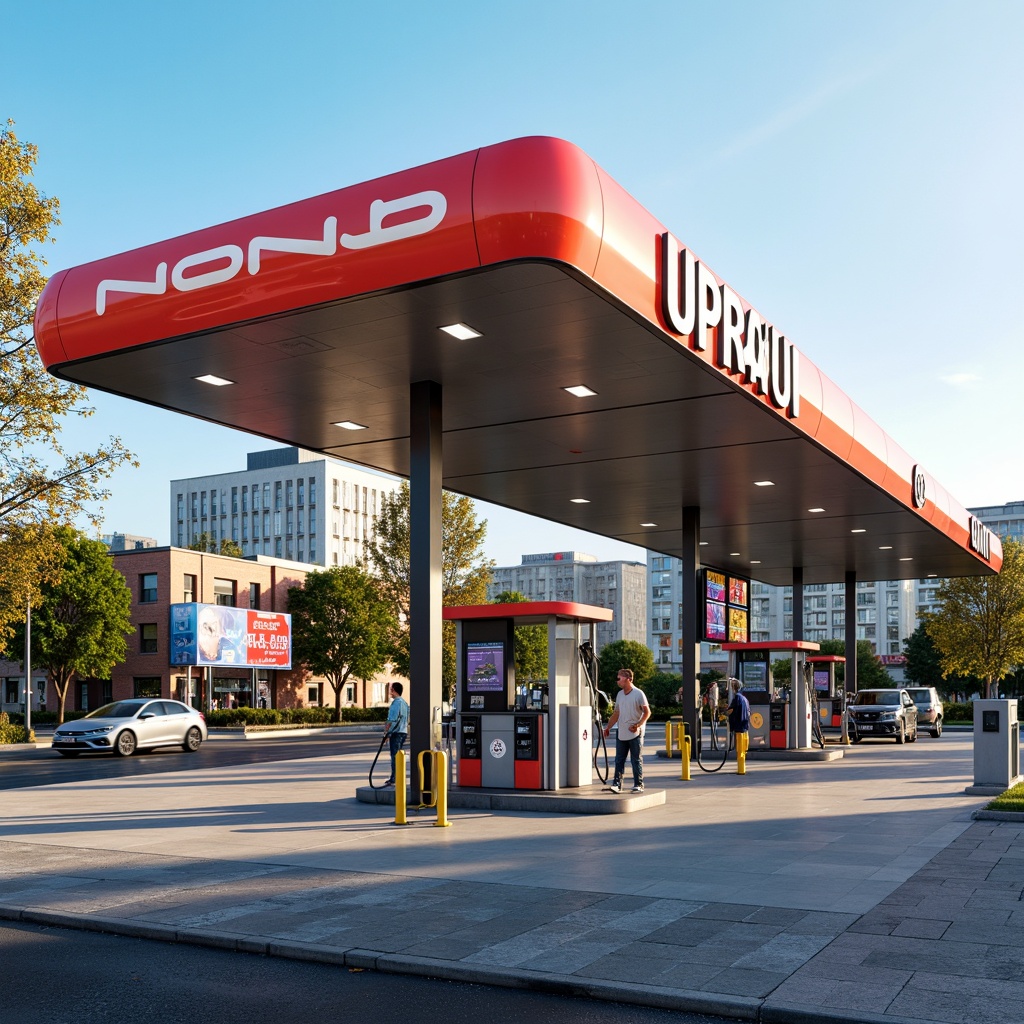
{"left": 1, "top": 735, "right": 1021, "bottom": 1023}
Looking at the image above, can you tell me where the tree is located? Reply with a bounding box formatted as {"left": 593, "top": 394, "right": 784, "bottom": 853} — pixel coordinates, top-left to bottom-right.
{"left": 596, "top": 639, "right": 655, "bottom": 691}
{"left": 925, "top": 538, "right": 1024, "bottom": 699}
{"left": 9, "top": 528, "right": 133, "bottom": 724}
{"left": 0, "top": 522, "right": 63, "bottom": 650}
{"left": 816, "top": 638, "right": 895, "bottom": 689}
{"left": 365, "top": 481, "right": 494, "bottom": 699}
{"left": 493, "top": 590, "right": 547, "bottom": 683}
{"left": 0, "top": 121, "right": 135, "bottom": 531}
{"left": 188, "top": 533, "right": 243, "bottom": 557}
{"left": 287, "top": 566, "right": 399, "bottom": 722}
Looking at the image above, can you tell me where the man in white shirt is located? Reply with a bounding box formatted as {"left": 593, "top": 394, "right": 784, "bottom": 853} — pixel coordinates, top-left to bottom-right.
{"left": 603, "top": 668, "right": 651, "bottom": 793}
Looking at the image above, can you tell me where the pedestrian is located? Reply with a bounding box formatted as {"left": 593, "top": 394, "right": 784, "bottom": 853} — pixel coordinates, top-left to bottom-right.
{"left": 727, "top": 677, "right": 750, "bottom": 762}
{"left": 603, "top": 668, "right": 651, "bottom": 793}
{"left": 383, "top": 682, "right": 409, "bottom": 786}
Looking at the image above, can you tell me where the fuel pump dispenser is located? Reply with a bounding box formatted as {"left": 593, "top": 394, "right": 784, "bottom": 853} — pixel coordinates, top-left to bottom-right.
{"left": 806, "top": 655, "right": 846, "bottom": 737}
{"left": 722, "top": 640, "right": 821, "bottom": 751}
{"left": 444, "top": 602, "right": 613, "bottom": 791}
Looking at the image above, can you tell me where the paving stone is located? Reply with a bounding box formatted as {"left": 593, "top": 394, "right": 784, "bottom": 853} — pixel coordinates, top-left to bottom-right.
{"left": 699, "top": 966, "right": 789, "bottom": 998}
{"left": 892, "top": 917, "right": 951, "bottom": 939}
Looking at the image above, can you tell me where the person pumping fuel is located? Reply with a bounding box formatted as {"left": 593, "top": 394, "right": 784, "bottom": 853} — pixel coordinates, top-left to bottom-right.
{"left": 727, "top": 677, "right": 750, "bottom": 766}
{"left": 383, "top": 682, "right": 409, "bottom": 787}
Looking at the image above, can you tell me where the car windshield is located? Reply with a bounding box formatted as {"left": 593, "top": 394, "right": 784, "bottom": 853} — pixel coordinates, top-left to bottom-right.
{"left": 852, "top": 691, "right": 900, "bottom": 706}
{"left": 907, "top": 690, "right": 931, "bottom": 701}
{"left": 85, "top": 701, "right": 145, "bottom": 720}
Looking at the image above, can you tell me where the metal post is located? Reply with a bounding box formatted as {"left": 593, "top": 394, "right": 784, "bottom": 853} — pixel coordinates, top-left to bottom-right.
{"left": 410, "top": 380, "right": 443, "bottom": 794}
{"left": 681, "top": 506, "right": 701, "bottom": 758}
{"left": 24, "top": 598, "right": 32, "bottom": 735}
{"left": 845, "top": 571, "right": 857, "bottom": 696}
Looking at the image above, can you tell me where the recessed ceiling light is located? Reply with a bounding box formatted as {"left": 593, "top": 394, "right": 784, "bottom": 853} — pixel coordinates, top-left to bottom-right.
{"left": 808, "top": 507, "right": 826, "bottom": 513}
{"left": 564, "top": 385, "right": 597, "bottom": 398}
{"left": 332, "top": 420, "right": 367, "bottom": 431}
{"left": 439, "top": 323, "right": 481, "bottom": 340}
{"left": 879, "top": 545, "right": 893, "bottom": 550}
{"left": 900, "top": 557, "right": 913, "bottom": 562}
{"left": 730, "top": 552, "right": 741, "bottom": 557}
{"left": 927, "top": 573, "right": 937, "bottom": 578}
{"left": 640, "top": 522, "right": 657, "bottom": 527}
{"left": 750, "top": 560, "right": 761, "bottom": 564}
{"left": 699, "top": 541, "right": 708, "bottom": 546}
{"left": 754, "top": 480, "right": 775, "bottom": 487}
{"left": 851, "top": 529, "right": 866, "bottom": 534}
{"left": 194, "top": 374, "right": 234, "bottom": 387}
{"left": 570, "top": 498, "right": 590, "bottom": 504}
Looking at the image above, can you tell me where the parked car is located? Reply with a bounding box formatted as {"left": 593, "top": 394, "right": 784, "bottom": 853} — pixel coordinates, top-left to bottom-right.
{"left": 847, "top": 689, "right": 918, "bottom": 744}
{"left": 905, "top": 687, "right": 943, "bottom": 737}
{"left": 52, "top": 699, "right": 207, "bottom": 757}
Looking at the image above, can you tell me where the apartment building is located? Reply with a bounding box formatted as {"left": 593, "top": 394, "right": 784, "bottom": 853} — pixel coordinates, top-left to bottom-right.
{"left": 170, "top": 446, "right": 398, "bottom": 569}
{"left": 486, "top": 551, "right": 648, "bottom": 654}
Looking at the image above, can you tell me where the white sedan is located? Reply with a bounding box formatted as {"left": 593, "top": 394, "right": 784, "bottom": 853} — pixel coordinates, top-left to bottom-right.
{"left": 52, "top": 698, "right": 208, "bottom": 757}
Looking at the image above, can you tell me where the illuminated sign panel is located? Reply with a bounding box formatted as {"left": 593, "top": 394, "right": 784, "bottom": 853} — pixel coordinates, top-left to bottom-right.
{"left": 699, "top": 568, "right": 750, "bottom": 644}
{"left": 170, "top": 603, "right": 292, "bottom": 669}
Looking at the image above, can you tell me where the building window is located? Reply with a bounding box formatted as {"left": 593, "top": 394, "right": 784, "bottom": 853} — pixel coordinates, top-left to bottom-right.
{"left": 139, "top": 573, "right": 158, "bottom": 603}
{"left": 249, "top": 583, "right": 260, "bottom": 607}
{"left": 286, "top": 480, "right": 293, "bottom": 508}
{"left": 308, "top": 686, "right": 320, "bottom": 705}
{"left": 274, "top": 482, "right": 282, "bottom": 510}
{"left": 345, "top": 684, "right": 356, "bottom": 703}
{"left": 139, "top": 623, "right": 158, "bottom": 653}
{"left": 183, "top": 574, "right": 196, "bottom": 602}
{"left": 297, "top": 479, "right": 304, "bottom": 505}
{"left": 252, "top": 486, "right": 260, "bottom": 511}
{"left": 213, "top": 578, "right": 236, "bottom": 606}
{"left": 134, "top": 677, "right": 162, "bottom": 698}
{"left": 309, "top": 479, "right": 317, "bottom": 506}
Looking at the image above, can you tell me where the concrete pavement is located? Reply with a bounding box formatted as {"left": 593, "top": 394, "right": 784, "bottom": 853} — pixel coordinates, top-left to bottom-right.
{"left": 1, "top": 733, "right": 1021, "bottom": 1023}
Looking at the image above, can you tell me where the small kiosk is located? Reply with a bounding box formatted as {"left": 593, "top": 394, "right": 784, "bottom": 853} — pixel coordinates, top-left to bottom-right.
{"left": 443, "top": 602, "right": 612, "bottom": 791}
{"left": 721, "top": 640, "right": 820, "bottom": 750}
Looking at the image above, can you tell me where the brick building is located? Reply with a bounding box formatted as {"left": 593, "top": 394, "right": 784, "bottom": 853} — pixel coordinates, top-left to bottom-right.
{"left": 2, "top": 546, "right": 399, "bottom": 717}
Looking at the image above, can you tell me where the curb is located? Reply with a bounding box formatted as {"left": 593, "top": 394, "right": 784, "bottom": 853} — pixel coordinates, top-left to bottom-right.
{"left": 972, "top": 809, "right": 1024, "bottom": 821}
{"left": 0, "top": 902, "right": 925, "bottom": 1024}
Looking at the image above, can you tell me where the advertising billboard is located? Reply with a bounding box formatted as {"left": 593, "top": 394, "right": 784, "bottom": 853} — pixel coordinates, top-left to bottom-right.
{"left": 699, "top": 568, "right": 750, "bottom": 644}
{"left": 170, "top": 603, "right": 292, "bottom": 669}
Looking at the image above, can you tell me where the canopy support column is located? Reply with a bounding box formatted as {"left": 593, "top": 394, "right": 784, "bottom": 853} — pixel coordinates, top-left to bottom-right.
{"left": 410, "top": 380, "right": 443, "bottom": 788}
{"left": 845, "top": 570, "right": 858, "bottom": 695}
{"left": 681, "top": 506, "right": 701, "bottom": 755}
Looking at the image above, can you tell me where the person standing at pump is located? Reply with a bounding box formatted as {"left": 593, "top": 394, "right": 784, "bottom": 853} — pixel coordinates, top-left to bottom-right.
{"left": 604, "top": 668, "right": 651, "bottom": 793}
{"left": 383, "top": 682, "right": 409, "bottom": 787}
{"left": 728, "top": 677, "right": 751, "bottom": 765}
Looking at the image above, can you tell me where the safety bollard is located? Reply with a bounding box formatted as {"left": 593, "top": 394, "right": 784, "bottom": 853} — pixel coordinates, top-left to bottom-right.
{"left": 664, "top": 721, "right": 673, "bottom": 758}
{"left": 394, "top": 749, "right": 408, "bottom": 825}
{"left": 680, "top": 734, "right": 691, "bottom": 781}
{"left": 434, "top": 750, "right": 451, "bottom": 827}
{"left": 737, "top": 731, "right": 748, "bottom": 775}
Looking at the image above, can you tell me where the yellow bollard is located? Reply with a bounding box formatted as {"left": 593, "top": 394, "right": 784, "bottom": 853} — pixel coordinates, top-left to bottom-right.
{"left": 394, "top": 749, "right": 408, "bottom": 825}
{"left": 664, "top": 721, "right": 673, "bottom": 758}
{"left": 434, "top": 750, "right": 451, "bottom": 827}
{"left": 737, "top": 731, "right": 748, "bottom": 775}
{"left": 680, "top": 734, "right": 691, "bottom": 781}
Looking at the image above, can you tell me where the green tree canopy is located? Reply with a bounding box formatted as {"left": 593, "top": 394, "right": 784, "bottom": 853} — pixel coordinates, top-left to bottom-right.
{"left": 287, "top": 565, "right": 399, "bottom": 722}
{"left": 0, "top": 121, "right": 135, "bottom": 531}
{"left": 596, "top": 639, "right": 655, "bottom": 691}
{"left": 365, "top": 481, "right": 494, "bottom": 699}
{"left": 9, "top": 528, "right": 133, "bottom": 724}
{"left": 771, "top": 639, "right": 893, "bottom": 692}
{"left": 0, "top": 522, "right": 63, "bottom": 649}
{"left": 493, "top": 590, "right": 547, "bottom": 683}
{"left": 925, "top": 538, "right": 1024, "bottom": 699}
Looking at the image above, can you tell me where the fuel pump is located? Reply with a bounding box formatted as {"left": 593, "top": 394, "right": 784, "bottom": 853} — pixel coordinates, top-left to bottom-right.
{"left": 578, "top": 641, "right": 611, "bottom": 783}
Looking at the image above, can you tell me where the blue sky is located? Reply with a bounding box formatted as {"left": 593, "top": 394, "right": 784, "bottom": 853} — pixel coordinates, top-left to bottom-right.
{"left": 8, "top": 0, "right": 1024, "bottom": 566}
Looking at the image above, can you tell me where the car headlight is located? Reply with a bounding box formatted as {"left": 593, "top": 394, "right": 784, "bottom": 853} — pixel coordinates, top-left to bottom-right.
{"left": 879, "top": 711, "right": 896, "bottom": 721}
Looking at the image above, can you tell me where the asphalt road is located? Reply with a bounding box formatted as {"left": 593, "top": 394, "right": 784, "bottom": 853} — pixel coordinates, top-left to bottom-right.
{"left": 3, "top": 921, "right": 727, "bottom": 1024}
{"left": 0, "top": 733, "right": 380, "bottom": 791}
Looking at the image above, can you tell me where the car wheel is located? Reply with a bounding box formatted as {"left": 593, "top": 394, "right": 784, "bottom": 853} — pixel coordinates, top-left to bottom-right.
{"left": 182, "top": 726, "right": 203, "bottom": 753}
{"left": 57, "top": 750, "right": 80, "bottom": 758}
{"left": 114, "top": 730, "right": 137, "bottom": 757}
{"left": 908, "top": 723, "right": 917, "bottom": 743}
{"left": 931, "top": 718, "right": 942, "bottom": 738}
{"left": 896, "top": 721, "right": 905, "bottom": 744}
{"left": 850, "top": 732, "right": 862, "bottom": 744}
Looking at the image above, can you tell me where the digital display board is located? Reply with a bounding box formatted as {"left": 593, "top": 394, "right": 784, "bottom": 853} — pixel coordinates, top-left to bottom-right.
{"left": 170, "top": 603, "right": 292, "bottom": 669}
{"left": 699, "top": 568, "right": 750, "bottom": 644}
{"left": 465, "top": 641, "right": 506, "bottom": 693}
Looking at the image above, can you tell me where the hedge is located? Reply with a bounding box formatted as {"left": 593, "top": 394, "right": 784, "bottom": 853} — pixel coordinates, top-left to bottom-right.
{"left": 204, "top": 705, "right": 388, "bottom": 728}
{"left": 0, "top": 712, "right": 31, "bottom": 744}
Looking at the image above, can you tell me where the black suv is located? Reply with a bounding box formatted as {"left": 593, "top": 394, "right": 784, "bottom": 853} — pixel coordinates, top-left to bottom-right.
{"left": 848, "top": 689, "right": 919, "bottom": 744}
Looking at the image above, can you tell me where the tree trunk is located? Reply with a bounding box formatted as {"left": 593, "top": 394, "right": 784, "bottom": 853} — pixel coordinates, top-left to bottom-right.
{"left": 333, "top": 681, "right": 342, "bottom": 723}
{"left": 54, "top": 671, "right": 71, "bottom": 726}
{"left": 985, "top": 675, "right": 995, "bottom": 700}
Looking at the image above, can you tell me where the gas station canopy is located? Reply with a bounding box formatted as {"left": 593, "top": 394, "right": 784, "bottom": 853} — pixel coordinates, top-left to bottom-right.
{"left": 34, "top": 136, "right": 1000, "bottom": 586}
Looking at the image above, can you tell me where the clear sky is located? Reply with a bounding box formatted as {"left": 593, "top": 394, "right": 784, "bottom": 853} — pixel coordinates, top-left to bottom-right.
{"left": 8, "top": 0, "right": 1023, "bottom": 567}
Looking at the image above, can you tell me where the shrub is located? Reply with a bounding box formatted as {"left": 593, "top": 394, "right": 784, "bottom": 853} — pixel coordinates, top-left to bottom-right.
{"left": 0, "top": 712, "right": 29, "bottom": 744}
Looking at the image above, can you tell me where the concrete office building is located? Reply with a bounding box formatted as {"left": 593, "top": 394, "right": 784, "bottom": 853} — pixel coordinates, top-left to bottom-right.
{"left": 170, "top": 447, "right": 398, "bottom": 568}
{"left": 102, "top": 532, "right": 158, "bottom": 552}
{"left": 486, "top": 551, "right": 647, "bottom": 654}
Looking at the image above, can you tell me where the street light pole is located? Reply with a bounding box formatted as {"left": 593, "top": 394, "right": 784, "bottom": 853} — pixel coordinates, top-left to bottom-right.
{"left": 24, "top": 597, "right": 32, "bottom": 735}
